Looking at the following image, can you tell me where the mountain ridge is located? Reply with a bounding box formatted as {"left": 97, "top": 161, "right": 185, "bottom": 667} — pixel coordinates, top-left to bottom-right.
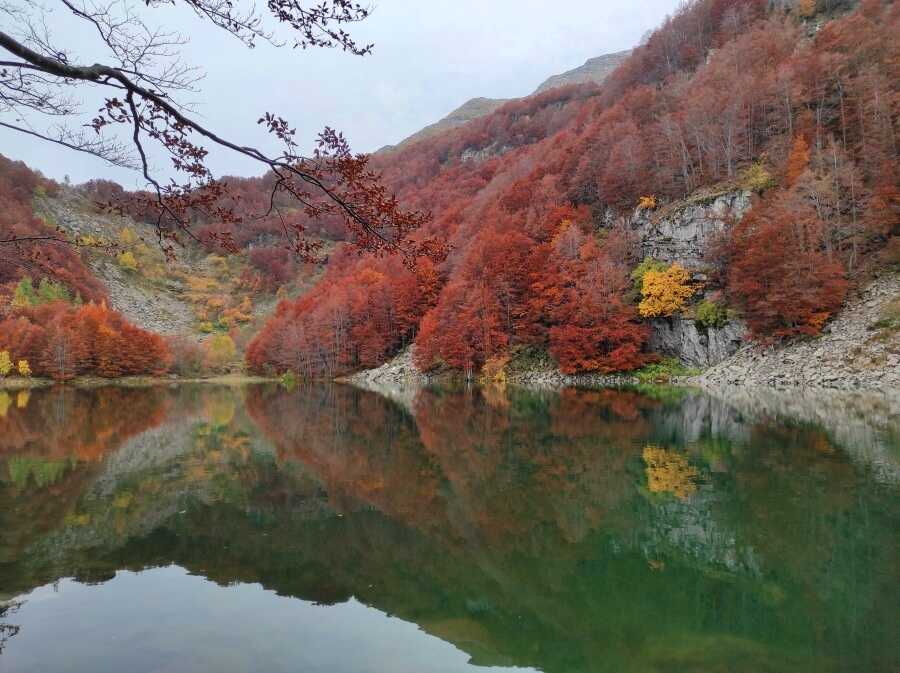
{"left": 378, "top": 48, "right": 631, "bottom": 153}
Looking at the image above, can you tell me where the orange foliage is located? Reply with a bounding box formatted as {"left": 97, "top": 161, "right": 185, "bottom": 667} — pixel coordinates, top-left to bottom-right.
{"left": 784, "top": 136, "right": 810, "bottom": 187}
{"left": 0, "top": 302, "right": 171, "bottom": 380}
{"left": 245, "top": 1, "right": 898, "bottom": 373}
{"left": 727, "top": 192, "right": 848, "bottom": 339}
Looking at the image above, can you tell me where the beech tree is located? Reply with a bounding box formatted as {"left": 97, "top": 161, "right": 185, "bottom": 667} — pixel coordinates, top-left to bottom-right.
{"left": 0, "top": 0, "right": 431, "bottom": 259}
{"left": 0, "top": 301, "right": 171, "bottom": 379}
{"left": 245, "top": 0, "right": 897, "bottom": 376}
{"left": 728, "top": 191, "right": 848, "bottom": 339}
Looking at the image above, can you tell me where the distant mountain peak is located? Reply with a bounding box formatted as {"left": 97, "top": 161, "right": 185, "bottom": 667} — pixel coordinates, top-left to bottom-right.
{"left": 380, "top": 48, "right": 631, "bottom": 153}
{"left": 533, "top": 49, "right": 632, "bottom": 94}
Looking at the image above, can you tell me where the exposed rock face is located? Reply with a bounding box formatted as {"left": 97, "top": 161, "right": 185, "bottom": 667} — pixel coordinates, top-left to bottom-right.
{"left": 697, "top": 273, "right": 900, "bottom": 390}
{"left": 460, "top": 142, "right": 512, "bottom": 162}
{"left": 626, "top": 190, "right": 752, "bottom": 269}
{"left": 341, "top": 346, "right": 427, "bottom": 412}
{"left": 533, "top": 50, "right": 632, "bottom": 94}
{"left": 344, "top": 346, "right": 424, "bottom": 386}
{"left": 649, "top": 317, "right": 748, "bottom": 367}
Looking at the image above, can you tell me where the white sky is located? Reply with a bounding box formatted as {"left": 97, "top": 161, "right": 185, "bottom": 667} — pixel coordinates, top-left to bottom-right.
{"left": 0, "top": 0, "right": 681, "bottom": 187}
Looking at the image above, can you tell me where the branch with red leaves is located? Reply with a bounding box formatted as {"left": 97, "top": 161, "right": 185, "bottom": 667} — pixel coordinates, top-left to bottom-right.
{"left": 0, "top": 1, "right": 441, "bottom": 264}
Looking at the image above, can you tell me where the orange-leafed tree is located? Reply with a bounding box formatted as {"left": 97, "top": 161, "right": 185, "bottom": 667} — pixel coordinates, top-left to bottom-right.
{"left": 728, "top": 192, "right": 847, "bottom": 339}
{"left": 0, "top": 301, "right": 170, "bottom": 380}
{"left": 40, "top": 313, "right": 88, "bottom": 381}
{"left": 784, "top": 135, "right": 811, "bottom": 187}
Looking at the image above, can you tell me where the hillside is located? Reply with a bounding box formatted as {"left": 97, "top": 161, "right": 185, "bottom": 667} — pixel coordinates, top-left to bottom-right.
{"left": 381, "top": 48, "right": 631, "bottom": 152}
{"left": 0, "top": 162, "right": 327, "bottom": 379}
{"left": 1, "top": 0, "right": 897, "bottom": 388}
{"left": 380, "top": 97, "right": 510, "bottom": 152}
{"left": 248, "top": 0, "right": 899, "bottom": 384}
{"left": 533, "top": 50, "right": 631, "bottom": 94}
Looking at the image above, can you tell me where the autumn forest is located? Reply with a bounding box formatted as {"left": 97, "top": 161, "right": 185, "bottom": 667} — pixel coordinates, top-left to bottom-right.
{"left": 0, "top": 0, "right": 897, "bottom": 384}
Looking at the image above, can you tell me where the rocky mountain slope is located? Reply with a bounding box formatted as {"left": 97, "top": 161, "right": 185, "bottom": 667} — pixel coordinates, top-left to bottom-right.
{"left": 36, "top": 191, "right": 196, "bottom": 336}
{"left": 346, "top": 184, "right": 898, "bottom": 391}
{"left": 381, "top": 97, "right": 510, "bottom": 152}
{"left": 33, "top": 189, "right": 318, "bottom": 347}
{"left": 533, "top": 50, "right": 631, "bottom": 93}
{"left": 698, "top": 273, "right": 900, "bottom": 390}
{"left": 381, "top": 49, "right": 630, "bottom": 152}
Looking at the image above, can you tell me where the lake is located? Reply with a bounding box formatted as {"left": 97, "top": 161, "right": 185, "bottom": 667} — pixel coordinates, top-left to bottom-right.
{"left": 0, "top": 383, "right": 898, "bottom": 673}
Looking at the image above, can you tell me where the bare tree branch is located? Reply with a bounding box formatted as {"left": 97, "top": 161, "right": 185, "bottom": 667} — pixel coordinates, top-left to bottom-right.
{"left": 0, "top": 2, "right": 440, "bottom": 262}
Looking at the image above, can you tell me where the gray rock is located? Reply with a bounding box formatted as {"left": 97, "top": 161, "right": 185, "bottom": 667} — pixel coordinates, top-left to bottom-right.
{"left": 649, "top": 317, "right": 747, "bottom": 367}
{"left": 697, "top": 273, "right": 900, "bottom": 391}
{"left": 628, "top": 191, "right": 752, "bottom": 269}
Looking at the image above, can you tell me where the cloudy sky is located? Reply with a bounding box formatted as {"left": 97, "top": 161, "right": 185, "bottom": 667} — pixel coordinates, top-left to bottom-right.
{"left": 1, "top": 0, "right": 681, "bottom": 187}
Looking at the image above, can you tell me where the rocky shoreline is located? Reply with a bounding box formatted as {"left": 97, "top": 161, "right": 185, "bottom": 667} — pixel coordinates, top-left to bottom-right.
{"left": 696, "top": 273, "right": 899, "bottom": 391}
{"left": 345, "top": 273, "right": 899, "bottom": 394}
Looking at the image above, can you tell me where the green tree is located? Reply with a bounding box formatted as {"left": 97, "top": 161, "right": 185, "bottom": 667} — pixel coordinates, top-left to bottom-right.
{"left": 38, "top": 277, "right": 72, "bottom": 304}
{"left": 12, "top": 277, "right": 37, "bottom": 308}
{"left": 695, "top": 300, "right": 729, "bottom": 328}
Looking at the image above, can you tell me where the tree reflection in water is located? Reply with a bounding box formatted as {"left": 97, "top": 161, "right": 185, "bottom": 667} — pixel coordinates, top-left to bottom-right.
{"left": 0, "top": 383, "right": 897, "bottom": 673}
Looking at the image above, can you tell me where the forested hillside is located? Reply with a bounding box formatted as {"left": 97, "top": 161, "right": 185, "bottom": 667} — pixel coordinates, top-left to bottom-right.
{"left": 0, "top": 159, "right": 325, "bottom": 380}
{"left": 247, "top": 0, "right": 899, "bottom": 378}
{"left": 1, "top": 0, "right": 897, "bottom": 383}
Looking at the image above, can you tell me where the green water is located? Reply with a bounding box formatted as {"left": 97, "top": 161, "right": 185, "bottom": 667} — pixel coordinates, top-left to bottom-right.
{"left": 0, "top": 383, "right": 897, "bottom": 673}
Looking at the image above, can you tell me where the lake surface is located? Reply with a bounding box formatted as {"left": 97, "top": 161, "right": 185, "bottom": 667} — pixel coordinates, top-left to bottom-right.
{"left": 0, "top": 383, "right": 898, "bottom": 673}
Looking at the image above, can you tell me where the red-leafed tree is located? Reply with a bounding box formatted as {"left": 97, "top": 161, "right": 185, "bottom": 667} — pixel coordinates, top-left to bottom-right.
{"left": 247, "top": 0, "right": 898, "bottom": 377}
{"left": 537, "top": 223, "right": 648, "bottom": 374}
{"left": 0, "top": 301, "right": 170, "bottom": 380}
{"left": 728, "top": 192, "right": 848, "bottom": 339}
{"left": 0, "top": 1, "right": 433, "bottom": 262}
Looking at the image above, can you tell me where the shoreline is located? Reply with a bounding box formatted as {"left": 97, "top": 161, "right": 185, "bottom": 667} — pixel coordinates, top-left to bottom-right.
{"left": 0, "top": 374, "right": 278, "bottom": 391}
{"left": 343, "top": 272, "right": 899, "bottom": 394}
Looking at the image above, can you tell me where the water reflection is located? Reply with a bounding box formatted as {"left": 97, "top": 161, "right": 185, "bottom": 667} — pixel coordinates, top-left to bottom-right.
{"left": 0, "top": 383, "right": 898, "bottom": 673}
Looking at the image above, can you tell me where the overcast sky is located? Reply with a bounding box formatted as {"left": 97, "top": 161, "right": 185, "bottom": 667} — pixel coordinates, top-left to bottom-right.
{"left": 1, "top": 0, "right": 681, "bottom": 188}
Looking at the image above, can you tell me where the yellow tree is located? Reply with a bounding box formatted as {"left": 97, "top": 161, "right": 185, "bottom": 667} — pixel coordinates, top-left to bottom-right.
{"left": 638, "top": 263, "right": 695, "bottom": 318}
{"left": 118, "top": 251, "right": 139, "bottom": 272}
{"left": 0, "top": 351, "right": 12, "bottom": 376}
{"left": 205, "top": 335, "right": 237, "bottom": 372}
{"left": 643, "top": 445, "right": 698, "bottom": 500}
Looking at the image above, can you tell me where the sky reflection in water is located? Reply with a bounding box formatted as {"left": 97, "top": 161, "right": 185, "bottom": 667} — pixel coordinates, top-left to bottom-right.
{"left": 0, "top": 383, "right": 897, "bottom": 673}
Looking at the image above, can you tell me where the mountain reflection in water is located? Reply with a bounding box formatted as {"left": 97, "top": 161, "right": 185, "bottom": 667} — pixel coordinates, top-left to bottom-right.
{"left": 0, "top": 383, "right": 898, "bottom": 673}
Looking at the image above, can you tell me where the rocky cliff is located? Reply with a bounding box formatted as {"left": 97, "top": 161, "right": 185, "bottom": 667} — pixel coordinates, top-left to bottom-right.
{"left": 625, "top": 189, "right": 753, "bottom": 366}
{"left": 623, "top": 190, "right": 752, "bottom": 269}
{"left": 649, "top": 317, "right": 747, "bottom": 368}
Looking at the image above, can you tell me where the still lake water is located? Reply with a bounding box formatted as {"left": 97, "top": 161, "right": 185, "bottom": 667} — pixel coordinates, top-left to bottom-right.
{"left": 0, "top": 383, "right": 897, "bottom": 673}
